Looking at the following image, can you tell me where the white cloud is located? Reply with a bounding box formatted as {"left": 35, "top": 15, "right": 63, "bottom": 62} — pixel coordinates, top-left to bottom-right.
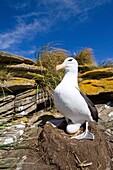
{"left": 0, "top": 15, "right": 51, "bottom": 50}
{"left": 10, "top": 0, "right": 30, "bottom": 10}
{"left": 0, "top": 0, "right": 111, "bottom": 55}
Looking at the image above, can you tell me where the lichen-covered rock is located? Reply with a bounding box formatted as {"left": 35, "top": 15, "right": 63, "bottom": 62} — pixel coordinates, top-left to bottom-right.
{"left": 7, "top": 63, "right": 46, "bottom": 73}
{"left": 78, "top": 65, "right": 97, "bottom": 73}
{"left": 79, "top": 68, "right": 113, "bottom": 97}
{"left": 80, "top": 67, "right": 113, "bottom": 79}
{"left": 10, "top": 71, "right": 44, "bottom": 80}
{"left": 0, "top": 51, "right": 36, "bottom": 65}
{"left": 0, "top": 77, "right": 35, "bottom": 92}
{"left": 79, "top": 77, "right": 113, "bottom": 95}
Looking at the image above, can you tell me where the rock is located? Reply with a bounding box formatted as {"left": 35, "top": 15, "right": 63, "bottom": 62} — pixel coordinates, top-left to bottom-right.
{"left": 15, "top": 89, "right": 37, "bottom": 100}
{"left": 37, "top": 123, "right": 112, "bottom": 170}
{"left": 0, "top": 109, "right": 14, "bottom": 119}
{"left": 79, "top": 77, "right": 113, "bottom": 95}
{"left": 0, "top": 122, "right": 25, "bottom": 145}
{"left": 0, "top": 101, "right": 14, "bottom": 114}
{"left": 15, "top": 102, "right": 36, "bottom": 113}
{"left": 0, "top": 89, "right": 51, "bottom": 121}
{"left": 109, "top": 111, "right": 113, "bottom": 117}
{"left": 0, "top": 77, "right": 35, "bottom": 92}
{"left": 10, "top": 71, "right": 44, "bottom": 79}
{"left": 79, "top": 68, "right": 113, "bottom": 100}
{"left": 78, "top": 65, "right": 97, "bottom": 73}
{"left": 7, "top": 63, "right": 46, "bottom": 73}
{"left": 80, "top": 67, "right": 113, "bottom": 79}
{"left": 0, "top": 51, "right": 36, "bottom": 65}
{"left": 0, "top": 95, "right": 15, "bottom": 102}
{"left": 15, "top": 102, "right": 37, "bottom": 116}
{"left": 14, "top": 89, "right": 50, "bottom": 116}
{"left": 15, "top": 95, "right": 36, "bottom": 108}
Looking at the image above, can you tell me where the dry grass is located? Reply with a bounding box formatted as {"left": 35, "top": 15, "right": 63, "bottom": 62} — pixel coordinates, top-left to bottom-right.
{"left": 35, "top": 44, "right": 67, "bottom": 93}
{"left": 76, "top": 48, "right": 96, "bottom": 66}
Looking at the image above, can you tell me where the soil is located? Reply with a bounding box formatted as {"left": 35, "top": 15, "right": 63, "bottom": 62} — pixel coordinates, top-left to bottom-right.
{"left": 1, "top": 115, "right": 113, "bottom": 170}
{"left": 23, "top": 118, "right": 113, "bottom": 170}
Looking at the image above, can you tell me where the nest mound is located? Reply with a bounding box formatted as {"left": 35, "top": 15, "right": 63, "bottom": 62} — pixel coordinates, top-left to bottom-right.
{"left": 37, "top": 122, "right": 112, "bottom": 170}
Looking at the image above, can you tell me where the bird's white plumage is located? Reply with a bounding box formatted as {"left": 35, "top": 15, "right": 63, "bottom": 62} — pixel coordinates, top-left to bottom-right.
{"left": 54, "top": 57, "right": 95, "bottom": 139}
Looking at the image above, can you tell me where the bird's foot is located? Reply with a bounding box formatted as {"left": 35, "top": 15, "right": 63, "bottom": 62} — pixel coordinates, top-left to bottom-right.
{"left": 71, "top": 131, "right": 95, "bottom": 140}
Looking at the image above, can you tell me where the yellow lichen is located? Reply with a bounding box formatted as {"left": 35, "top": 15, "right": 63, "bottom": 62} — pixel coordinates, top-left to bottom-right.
{"left": 3, "top": 77, "right": 35, "bottom": 86}
{"left": 79, "top": 77, "right": 113, "bottom": 95}
{"left": 80, "top": 67, "right": 113, "bottom": 78}
{"left": 7, "top": 63, "right": 46, "bottom": 70}
{"left": 12, "top": 117, "right": 28, "bottom": 123}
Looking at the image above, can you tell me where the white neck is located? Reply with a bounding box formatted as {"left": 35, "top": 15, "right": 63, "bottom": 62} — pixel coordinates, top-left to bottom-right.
{"left": 61, "top": 71, "right": 78, "bottom": 88}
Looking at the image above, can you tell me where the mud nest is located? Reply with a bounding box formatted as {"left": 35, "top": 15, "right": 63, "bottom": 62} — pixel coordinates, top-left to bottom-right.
{"left": 36, "top": 122, "right": 112, "bottom": 170}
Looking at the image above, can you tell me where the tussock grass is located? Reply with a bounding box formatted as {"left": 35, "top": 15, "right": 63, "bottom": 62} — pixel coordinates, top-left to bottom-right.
{"left": 35, "top": 43, "right": 67, "bottom": 93}
{"left": 76, "top": 48, "right": 96, "bottom": 66}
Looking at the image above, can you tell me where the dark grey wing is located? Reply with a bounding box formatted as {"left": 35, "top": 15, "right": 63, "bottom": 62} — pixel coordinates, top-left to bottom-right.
{"left": 79, "top": 90, "right": 98, "bottom": 122}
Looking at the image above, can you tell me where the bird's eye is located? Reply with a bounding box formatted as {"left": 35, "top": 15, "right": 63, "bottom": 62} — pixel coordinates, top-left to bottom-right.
{"left": 68, "top": 59, "right": 73, "bottom": 62}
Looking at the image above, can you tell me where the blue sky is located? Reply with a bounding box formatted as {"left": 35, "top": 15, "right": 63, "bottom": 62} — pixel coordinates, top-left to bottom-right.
{"left": 0, "top": 0, "right": 113, "bottom": 63}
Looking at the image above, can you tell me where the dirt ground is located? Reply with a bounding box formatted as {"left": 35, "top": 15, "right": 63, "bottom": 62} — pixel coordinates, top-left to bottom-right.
{"left": 1, "top": 115, "right": 113, "bottom": 170}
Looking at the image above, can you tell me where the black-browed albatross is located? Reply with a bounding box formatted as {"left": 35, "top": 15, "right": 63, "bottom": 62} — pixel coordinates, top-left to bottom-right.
{"left": 54, "top": 57, "right": 98, "bottom": 140}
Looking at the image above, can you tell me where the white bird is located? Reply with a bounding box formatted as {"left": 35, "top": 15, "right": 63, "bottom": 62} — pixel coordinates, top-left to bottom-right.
{"left": 54, "top": 57, "right": 98, "bottom": 140}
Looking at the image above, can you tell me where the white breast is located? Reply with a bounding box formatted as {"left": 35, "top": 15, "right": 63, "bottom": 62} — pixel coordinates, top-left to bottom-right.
{"left": 54, "top": 83, "right": 92, "bottom": 124}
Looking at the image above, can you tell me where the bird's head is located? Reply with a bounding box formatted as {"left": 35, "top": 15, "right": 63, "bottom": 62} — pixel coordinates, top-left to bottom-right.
{"left": 56, "top": 57, "right": 78, "bottom": 73}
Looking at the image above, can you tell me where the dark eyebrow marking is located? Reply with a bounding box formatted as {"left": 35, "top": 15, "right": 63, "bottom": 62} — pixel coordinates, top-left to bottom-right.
{"left": 68, "top": 59, "right": 73, "bottom": 61}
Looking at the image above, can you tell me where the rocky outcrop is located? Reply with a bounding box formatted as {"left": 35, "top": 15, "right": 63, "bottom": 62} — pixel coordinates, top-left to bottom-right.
{"left": 7, "top": 63, "right": 46, "bottom": 72}
{"left": 0, "top": 77, "right": 35, "bottom": 92}
{"left": 0, "top": 52, "right": 46, "bottom": 93}
{"left": 79, "top": 67, "right": 113, "bottom": 103}
{"left": 0, "top": 89, "right": 50, "bottom": 125}
{"left": 80, "top": 67, "right": 113, "bottom": 79}
{"left": 0, "top": 51, "right": 36, "bottom": 65}
{"left": 0, "top": 51, "right": 51, "bottom": 125}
